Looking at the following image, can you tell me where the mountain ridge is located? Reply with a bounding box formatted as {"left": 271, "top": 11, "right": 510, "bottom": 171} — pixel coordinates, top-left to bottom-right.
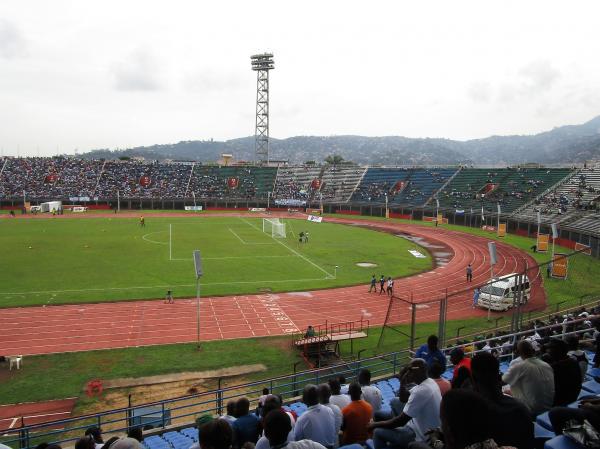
{"left": 79, "top": 115, "right": 600, "bottom": 165}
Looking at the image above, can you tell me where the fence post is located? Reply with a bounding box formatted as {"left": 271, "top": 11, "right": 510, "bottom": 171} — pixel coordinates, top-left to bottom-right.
{"left": 293, "top": 362, "right": 301, "bottom": 397}
{"left": 161, "top": 403, "right": 166, "bottom": 428}
{"left": 410, "top": 302, "right": 417, "bottom": 352}
{"left": 217, "top": 378, "right": 223, "bottom": 415}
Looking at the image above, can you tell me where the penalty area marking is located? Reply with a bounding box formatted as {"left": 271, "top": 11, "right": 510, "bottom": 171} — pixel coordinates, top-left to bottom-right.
{"left": 240, "top": 218, "right": 334, "bottom": 279}
{"left": 228, "top": 228, "right": 276, "bottom": 245}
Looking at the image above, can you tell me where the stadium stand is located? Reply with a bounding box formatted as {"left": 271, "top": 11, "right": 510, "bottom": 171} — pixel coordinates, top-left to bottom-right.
{"left": 271, "top": 165, "right": 322, "bottom": 204}
{"left": 438, "top": 167, "right": 573, "bottom": 213}
{"left": 350, "top": 167, "right": 413, "bottom": 204}
{"left": 392, "top": 168, "right": 456, "bottom": 206}
{"left": 515, "top": 167, "right": 600, "bottom": 224}
{"left": 97, "top": 160, "right": 191, "bottom": 199}
{"left": 318, "top": 166, "right": 366, "bottom": 202}
{"left": 187, "top": 165, "right": 276, "bottom": 200}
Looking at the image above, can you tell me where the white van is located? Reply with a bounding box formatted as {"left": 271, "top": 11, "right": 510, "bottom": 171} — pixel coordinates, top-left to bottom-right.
{"left": 477, "top": 273, "right": 531, "bottom": 312}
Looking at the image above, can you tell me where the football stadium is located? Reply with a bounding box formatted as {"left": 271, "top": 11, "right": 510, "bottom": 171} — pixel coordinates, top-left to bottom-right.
{"left": 2, "top": 3, "right": 600, "bottom": 449}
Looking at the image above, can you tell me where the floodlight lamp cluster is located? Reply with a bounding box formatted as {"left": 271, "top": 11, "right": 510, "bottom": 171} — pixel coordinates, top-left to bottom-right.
{"left": 250, "top": 53, "right": 274, "bottom": 71}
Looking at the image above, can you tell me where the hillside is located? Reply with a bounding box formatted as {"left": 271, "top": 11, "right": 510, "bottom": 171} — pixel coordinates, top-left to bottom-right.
{"left": 80, "top": 115, "right": 600, "bottom": 165}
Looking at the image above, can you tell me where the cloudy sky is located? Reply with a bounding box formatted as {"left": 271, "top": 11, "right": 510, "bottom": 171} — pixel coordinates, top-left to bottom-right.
{"left": 1, "top": 0, "right": 600, "bottom": 156}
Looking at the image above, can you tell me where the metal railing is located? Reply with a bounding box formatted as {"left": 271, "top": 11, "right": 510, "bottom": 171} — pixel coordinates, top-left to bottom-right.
{"left": 0, "top": 349, "right": 411, "bottom": 449}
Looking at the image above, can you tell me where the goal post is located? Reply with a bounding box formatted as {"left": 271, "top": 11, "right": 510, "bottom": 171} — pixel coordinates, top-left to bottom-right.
{"left": 263, "top": 218, "right": 287, "bottom": 238}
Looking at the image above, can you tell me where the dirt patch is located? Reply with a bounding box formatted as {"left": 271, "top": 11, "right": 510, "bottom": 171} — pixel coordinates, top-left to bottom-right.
{"left": 78, "top": 375, "right": 262, "bottom": 432}
{"left": 102, "top": 364, "right": 266, "bottom": 389}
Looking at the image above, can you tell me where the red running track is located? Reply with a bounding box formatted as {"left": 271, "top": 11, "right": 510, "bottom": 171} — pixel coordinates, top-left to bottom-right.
{"left": 0, "top": 216, "right": 544, "bottom": 356}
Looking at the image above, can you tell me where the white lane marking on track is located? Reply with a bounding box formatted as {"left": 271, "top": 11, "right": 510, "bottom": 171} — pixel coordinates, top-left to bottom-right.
{"left": 0, "top": 277, "right": 331, "bottom": 296}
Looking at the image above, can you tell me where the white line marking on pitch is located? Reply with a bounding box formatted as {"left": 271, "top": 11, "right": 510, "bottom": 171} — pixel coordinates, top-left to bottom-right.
{"left": 240, "top": 218, "right": 334, "bottom": 278}
{"left": 142, "top": 231, "right": 169, "bottom": 245}
{"left": 228, "top": 227, "right": 275, "bottom": 245}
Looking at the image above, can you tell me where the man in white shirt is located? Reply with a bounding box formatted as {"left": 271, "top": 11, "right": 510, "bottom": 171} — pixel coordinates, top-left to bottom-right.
{"left": 220, "top": 400, "right": 237, "bottom": 427}
{"left": 265, "top": 409, "right": 327, "bottom": 449}
{"left": 294, "top": 385, "right": 337, "bottom": 449}
{"left": 328, "top": 378, "right": 351, "bottom": 410}
{"left": 502, "top": 340, "right": 555, "bottom": 417}
{"left": 358, "top": 369, "right": 382, "bottom": 414}
{"left": 318, "top": 384, "right": 342, "bottom": 447}
{"left": 368, "top": 359, "right": 441, "bottom": 449}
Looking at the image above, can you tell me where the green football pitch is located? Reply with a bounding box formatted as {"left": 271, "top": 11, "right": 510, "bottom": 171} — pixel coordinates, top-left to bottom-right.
{"left": 0, "top": 216, "right": 432, "bottom": 307}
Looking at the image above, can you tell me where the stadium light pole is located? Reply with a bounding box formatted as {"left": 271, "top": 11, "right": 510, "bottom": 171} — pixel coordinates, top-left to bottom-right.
{"left": 250, "top": 53, "right": 274, "bottom": 164}
{"left": 193, "top": 250, "right": 203, "bottom": 350}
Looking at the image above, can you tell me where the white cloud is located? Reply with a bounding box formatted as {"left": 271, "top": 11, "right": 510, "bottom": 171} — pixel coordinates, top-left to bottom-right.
{"left": 111, "top": 48, "right": 164, "bottom": 92}
{"left": 1, "top": 0, "right": 600, "bottom": 154}
{"left": 0, "top": 19, "right": 27, "bottom": 59}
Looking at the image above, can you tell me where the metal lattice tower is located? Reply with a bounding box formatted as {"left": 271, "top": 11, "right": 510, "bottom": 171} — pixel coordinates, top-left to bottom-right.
{"left": 251, "top": 53, "right": 274, "bottom": 164}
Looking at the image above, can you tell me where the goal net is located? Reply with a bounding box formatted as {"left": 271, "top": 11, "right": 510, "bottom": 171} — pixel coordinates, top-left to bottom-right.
{"left": 263, "top": 218, "right": 287, "bottom": 238}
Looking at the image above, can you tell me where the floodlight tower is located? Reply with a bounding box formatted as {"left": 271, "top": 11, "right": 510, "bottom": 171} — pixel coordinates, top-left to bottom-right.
{"left": 251, "top": 53, "right": 274, "bottom": 164}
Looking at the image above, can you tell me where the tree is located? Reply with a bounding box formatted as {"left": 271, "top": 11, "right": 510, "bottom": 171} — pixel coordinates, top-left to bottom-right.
{"left": 324, "top": 154, "right": 344, "bottom": 166}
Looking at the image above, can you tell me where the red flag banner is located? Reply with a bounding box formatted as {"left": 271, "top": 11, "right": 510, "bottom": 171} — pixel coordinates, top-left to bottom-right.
{"left": 227, "top": 177, "right": 239, "bottom": 188}
{"left": 311, "top": 179, "right": 321, "bottom": 189}
{"left": 139, "top": 176, "right": 152, "bottom": 187}
{"left": 44, "top": 174, "right": 59, "bottom": 184}
{"left": 393, "top": 181, "right": 406, "bottom": 192}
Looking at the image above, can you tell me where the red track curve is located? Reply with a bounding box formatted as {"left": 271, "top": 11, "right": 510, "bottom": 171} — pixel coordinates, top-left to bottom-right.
{"left": 0, "top": 214, "right": 544, "bottom": 356}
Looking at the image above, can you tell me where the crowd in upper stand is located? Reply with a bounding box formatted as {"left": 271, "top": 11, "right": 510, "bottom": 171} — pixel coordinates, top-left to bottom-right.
{"left": 533, "top": 171, "right": 600, "bottom": 216}
{"left": 0, "top": 158, "right": 597, "bottom": 220}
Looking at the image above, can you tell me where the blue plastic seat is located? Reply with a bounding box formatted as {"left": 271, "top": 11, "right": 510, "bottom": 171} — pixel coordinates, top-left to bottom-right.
{"left": 535, "top": 421, "right": 555, "bottom": 440}
{"left": 544, "top": 435, "right": 585, "bottom": 449}
{"left": 536, "top": 411, "right": 553, "bottom": 431}
{"left": 582, "top": 380, "right": 600, "bottom": 394}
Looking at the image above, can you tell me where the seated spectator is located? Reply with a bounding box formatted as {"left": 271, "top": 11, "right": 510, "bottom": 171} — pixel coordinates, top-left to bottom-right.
{"left": 341, "top": 382, "right": 373, "bottom": 445}
{"left": 101, "top": 438, "right": 120, "bottom": 449}
{"left": 549, "top": 397, "right": 600, "bottom": 435}
{"left": 75, "top": 437, "right": 96, "bottom": 449}
{"left": 221, "top": 400, "right": 237, "bottom": 427}
{"left": 104, "top": 438, "right": 141, "bottom": 449}
{"left": 200, "top": 419, "right": 233, "bottom": 449}
{"left": 544, "top": 338, "right": 582, "bottom": 406}
{"left": 318, "top": 384, "right": 342, "bottom": 445}
{"left": 471, "top": 352, "right": 534, "bottom": 449}
{"left": 428, "top": 389, "right": 517, "bottom": 449}
{"left": 566, "top": 334, "right": 589, "bottom": 382}
{"left": 255, "top": 396, "right": 294, "bottom": 449}
{"left": 415, "top": 335, "right": 447, "bottom": 372}
{"left": 233, "top": 397, "right": 261, "bottom": 448}
{"left": 294, "top": 385, "right": 336, "bottom": 448}
{"left": 358, "top": 369, "right": 382, "bottom": 414}
{"left": 328, "top": 378, "right": 350, "bottom": 410}
{"left": 258, "top": 388, "right": 270, "bottom": 408}
{"left": 428, "top": 361, "right": 451, "bottom": 396}
{"left": 84, "top": 427, "right": 104, "bottom": 449}
{"left": 449, "top": 348, "right": 471, "bottom": 389}
{"left": 264, "top": 409, "right": 326, "bottom": 449}
{"left": 502, "top": 340, "right": 554, "bottom": 416}
{"left": 369, "top": 359, "right": 441, "bottom": 449}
